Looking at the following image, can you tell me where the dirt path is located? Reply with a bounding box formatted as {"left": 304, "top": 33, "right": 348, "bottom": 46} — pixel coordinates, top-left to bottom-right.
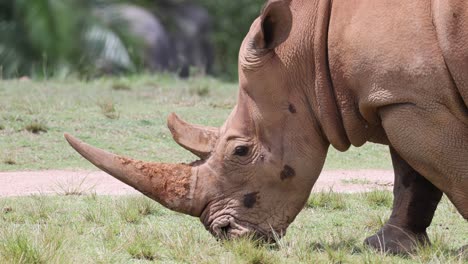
{"left": 0, "top": 170, "right": 394, "bottom": 197}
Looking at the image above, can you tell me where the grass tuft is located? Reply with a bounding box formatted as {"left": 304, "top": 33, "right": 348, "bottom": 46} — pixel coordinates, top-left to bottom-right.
{"left": 116, "top": 197, "right": 160, "bottom": 224}
{"left": 127, "top": 243, "right": 157, "bottom": 261}
{"left": 310, "top": 233, "right": 361, "bottom": 254}
{"left": 83, "top": 208, "right": 102, "bottom": 224}
{"left": 364, "top": 214, "right": 388, "bottom": 232}
{"left": 411, "top": 230, "right": 467, "bottom": 263}
{"left": 3, "top": 207, "right": 13, "bottom": 214}
{"left": 0, "top": 124, "right": 4, "bottom": 130}
{"left": 3, "top": 158, "right": 16, "bottom": 165}
{"left": 111, "top": 82, "right": 132, "bottom": 91}
{"left": 365, "top": 190, "right": 393, "bottom": 208}
{"left": 134, "top": 197, "right": 161, "bottom": 216}
{"left": 209, "top": 100, "right": 236, "bottom": 109}
{"left": 0, "top": 234, "right": 44, "bottom": 264}
{"left": 306, "top": 190, "right": 347, "bottom": 210}
{"left": 126, "top": 231, "right": 160, "bottom": 261}
{"left": 189, "top": 81, "right": 211, "bottom": 97}
{"left": 0, "top": 228, "right": 65, "bottom": 264}
{"left": 24, "top": 121, "right": 48, "bottom": 134}
{"left": 97, "top": 99, "right": 119, "bottom": 119}
{"left": 324, "top": 245, "right": 348, "bottom": 263}
{"left": 223, "top": 237, "right": 280, "bottom": 264}
{"left": 54, "top": 177, "right": 94, "bottom": 196}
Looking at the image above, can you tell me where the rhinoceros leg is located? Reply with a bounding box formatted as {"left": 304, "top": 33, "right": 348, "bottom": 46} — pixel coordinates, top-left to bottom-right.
{"left": 364, "top": 147, "right": 443, "bottom": 254}
{"left": 379, "top": 104, "right": 468, "bottom": 218}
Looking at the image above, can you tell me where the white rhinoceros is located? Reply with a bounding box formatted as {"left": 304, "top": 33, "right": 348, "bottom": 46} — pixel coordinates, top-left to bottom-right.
{"left": 66, "top": 0, "right": 467, "bottom": 254}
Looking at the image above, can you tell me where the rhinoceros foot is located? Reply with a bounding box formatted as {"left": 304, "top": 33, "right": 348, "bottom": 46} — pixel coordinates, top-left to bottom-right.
{"left": 364, "top": 224, "right": 430, "bottom": 254}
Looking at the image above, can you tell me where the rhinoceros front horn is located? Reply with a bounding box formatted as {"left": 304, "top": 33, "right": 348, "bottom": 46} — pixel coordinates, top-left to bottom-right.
{"left": 64, "top": 133, "right": 203, "bottom": 216}
{"left": 167, "top": 113, "right": 219, "bottom": 159}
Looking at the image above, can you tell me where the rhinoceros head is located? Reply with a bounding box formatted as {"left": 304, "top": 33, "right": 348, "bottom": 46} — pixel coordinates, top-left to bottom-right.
{"left": 66, "top": 0, "right": 330, "bottom": 241}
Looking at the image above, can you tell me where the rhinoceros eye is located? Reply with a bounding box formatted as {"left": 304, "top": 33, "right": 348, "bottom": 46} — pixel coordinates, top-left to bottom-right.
{"left": 233, "top": 146, "right": 249, "bottom": 156}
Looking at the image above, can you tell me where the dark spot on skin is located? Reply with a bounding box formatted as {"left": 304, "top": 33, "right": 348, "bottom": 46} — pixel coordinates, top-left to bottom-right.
{"left": 280, "top": 165, "right": 295, "bottom": 181}
{"left": 243, "top": 192, "right": 259, "bottom": 208}
{"left": 288, "top": 103, "right": 297, "bottom": 113}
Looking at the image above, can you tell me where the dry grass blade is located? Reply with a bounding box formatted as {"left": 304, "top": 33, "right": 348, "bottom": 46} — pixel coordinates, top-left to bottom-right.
{"left": 97, "top": 99, "right": 119, "bottom": 119}
{"left": 53, "top": 176, "right": 96, "bottom": 196}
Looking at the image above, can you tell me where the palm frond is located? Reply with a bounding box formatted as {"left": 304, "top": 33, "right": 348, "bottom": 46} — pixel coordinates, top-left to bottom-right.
{"left": 83, "top": 25, "right": 134, "bottom": 73}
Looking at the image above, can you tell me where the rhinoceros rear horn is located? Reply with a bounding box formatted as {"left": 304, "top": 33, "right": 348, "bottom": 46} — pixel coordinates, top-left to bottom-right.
{"left": 167, "top": 113, "right": 219, "bottom": 159}
{"left": 64, "top": 133, "right": 202, "bottom": 216}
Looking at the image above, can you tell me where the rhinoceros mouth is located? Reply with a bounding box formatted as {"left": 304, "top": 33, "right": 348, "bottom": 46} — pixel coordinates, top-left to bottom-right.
{"left": 202, "top": 211, "right": 282, "bottom": 242}
{"left": 211, "top": 216, "right": 270, "bottom": 240}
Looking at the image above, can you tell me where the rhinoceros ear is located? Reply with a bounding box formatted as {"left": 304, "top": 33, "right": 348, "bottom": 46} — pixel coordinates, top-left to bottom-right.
{"left": 167, "top": 113, "right": 219, "bottom": 159}
{"left": 253, "top": 0, "right": 292, "bottom": 50}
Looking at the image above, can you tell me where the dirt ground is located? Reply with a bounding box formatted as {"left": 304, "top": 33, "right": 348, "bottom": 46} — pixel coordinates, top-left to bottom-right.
{"left": 0, "top": 170, "right": 394, "bottom": 197}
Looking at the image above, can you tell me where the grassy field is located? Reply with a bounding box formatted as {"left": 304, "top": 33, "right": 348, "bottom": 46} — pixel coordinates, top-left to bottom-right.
{"left": 0, "top": 193, "right": 465, "bottom": 263}
{"left": 0, "top": 76, "right": 466, "bottom": 263}
{"left": 0, "top": 75, "right": 391, "bottom": 171}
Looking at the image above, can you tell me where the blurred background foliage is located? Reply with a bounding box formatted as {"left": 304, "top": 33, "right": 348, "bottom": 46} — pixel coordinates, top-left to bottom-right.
{"left": 0, "top": 0, "right": 264, "bottom": 80}
{"left": 0, "top": 0, "right": 142, "bottom": 79}
{"left": 197, "top": 0, "right": 265, "bottom": 79}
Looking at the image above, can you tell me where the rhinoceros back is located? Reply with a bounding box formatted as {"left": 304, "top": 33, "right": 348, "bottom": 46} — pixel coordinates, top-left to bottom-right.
{"left": 433, "top": 0, "right": 468, "bottom": 108}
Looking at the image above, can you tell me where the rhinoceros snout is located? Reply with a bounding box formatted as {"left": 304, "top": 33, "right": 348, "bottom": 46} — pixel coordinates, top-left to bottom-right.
{"left": 208, "top": 215, "right": 281, "bottom": 242}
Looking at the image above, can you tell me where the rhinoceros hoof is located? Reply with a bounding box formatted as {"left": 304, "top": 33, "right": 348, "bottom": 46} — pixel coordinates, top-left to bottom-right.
{"left": 364, "top": 224, "right": 430, "bottom": 254}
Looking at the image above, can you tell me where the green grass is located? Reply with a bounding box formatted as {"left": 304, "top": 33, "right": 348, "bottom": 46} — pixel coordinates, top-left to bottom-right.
{"left": 0, "top": 75, "right": 391, "bottom": 171}
{"left": 0, "top": 193, "right": 465, "bottom": 263}
{"left": 306, "top": 189, "right": 348, "bottom": 210}
{"left": 0, "top": 75, "right": 238, "bottom": 171}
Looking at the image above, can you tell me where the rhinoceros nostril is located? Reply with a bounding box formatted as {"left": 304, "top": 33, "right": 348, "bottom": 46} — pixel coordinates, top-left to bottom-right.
{"left": 220, "top": 223, "right": 231, "bottom": 238}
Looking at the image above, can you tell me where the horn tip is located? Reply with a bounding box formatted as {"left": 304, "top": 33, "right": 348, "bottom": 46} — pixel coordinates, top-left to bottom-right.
{"left": 64, "top": 133, "right": 82, "bottom": 149}
{"left": 167, "top": 113, "right": 182, "bottom": 135}
{"left": 64, "top": 132, "right": 72, "bottom": 142}
{"left": 64, "top": 132, "right": 74, "bottom": 141}
{"left": 167, "top": 112, "right": 179, "bottom": 125}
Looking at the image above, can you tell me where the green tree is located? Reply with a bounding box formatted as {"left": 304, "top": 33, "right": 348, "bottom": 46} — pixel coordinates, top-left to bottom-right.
{"left": 0, "top": 0, "right": 141, "bottom": 79}
{"left": 125, "top": 0, "right": 265, "bottom": 80}
{"left": 197, "top": 0, "right": 264, "bottom": 80}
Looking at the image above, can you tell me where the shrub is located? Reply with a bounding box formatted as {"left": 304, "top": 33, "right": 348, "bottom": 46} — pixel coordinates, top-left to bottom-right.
{"left": 0, "top": 0, "right": 266, "bottom": 80}
{"left": 138, "top": 0, "right": 266, "bottom": 80}
{"left": 0, "top": 0, "right": 143, "bottom": 79}
{"left": 198, "top": 0, "right": 265, "bottom": 80}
